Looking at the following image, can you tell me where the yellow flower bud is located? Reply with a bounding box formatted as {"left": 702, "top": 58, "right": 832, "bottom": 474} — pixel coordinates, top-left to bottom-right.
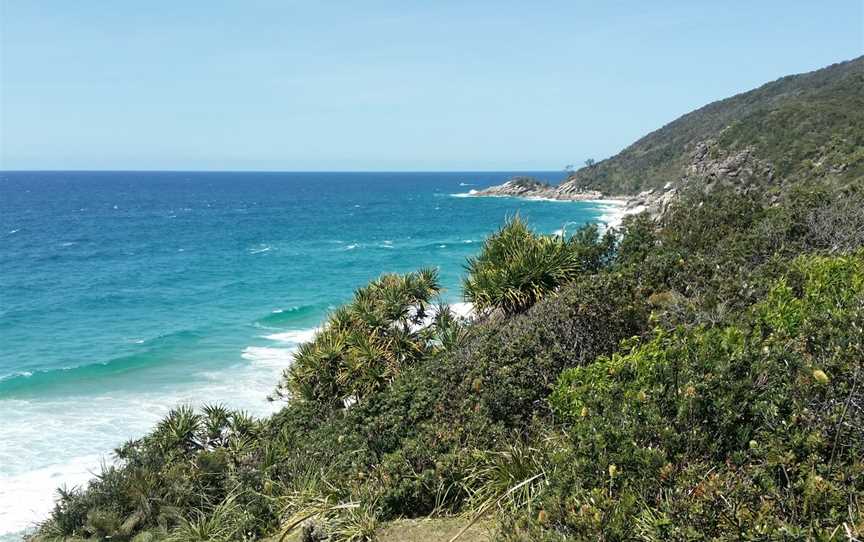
{"left": 608, "top": 464, "right": 618, "bottom": 478}
{"left": 812, "top": 369, "right": 829, "bottom": 384}
{"left": 580, "top": 406, "right": 589, "bottom": 418}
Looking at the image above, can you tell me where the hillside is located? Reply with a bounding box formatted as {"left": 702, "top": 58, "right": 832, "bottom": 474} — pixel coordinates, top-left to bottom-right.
{"left": 476, "top": 56, "right": 863, "bottom": 201}
{"left": 565, "top": 55, "right": 864, "bottom": 195}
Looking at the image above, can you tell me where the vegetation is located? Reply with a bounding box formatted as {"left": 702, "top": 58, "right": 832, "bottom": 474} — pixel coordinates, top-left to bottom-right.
{"left": 33, "top": 180, "right": 864, "bottom": 541}
{"left": 273, "top": 268, "right": 456, "bottom": 407}
{"left": 562, "top": 56, "right": 863, "bottom": 195}
{"left": 463, "top": 216, "right": 614, "bottom": 315}
{"left": 30, "top": 60, "right": 864, "bottom": 541}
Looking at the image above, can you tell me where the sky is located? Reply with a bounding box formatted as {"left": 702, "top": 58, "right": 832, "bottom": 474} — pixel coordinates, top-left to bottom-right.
{"left": 0, "top": 1, "right": 862, "bottom": 171}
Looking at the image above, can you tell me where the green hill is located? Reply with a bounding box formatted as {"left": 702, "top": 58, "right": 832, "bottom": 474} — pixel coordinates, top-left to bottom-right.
{"left": 561, "top": 56, "right": 864, "bottom": 195}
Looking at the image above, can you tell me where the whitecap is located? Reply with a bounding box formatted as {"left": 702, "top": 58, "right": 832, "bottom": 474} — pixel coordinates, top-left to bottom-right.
{"left": 345, "top": 244, "right": 359, "bottom": 250}
{"left": 458, "top": 182, "right": 474, "bottom": 186}
{"left": 241, "top": 346, "right": 295, "bottom": 368}
{"left": 8, "top": 229, "right": 19, "bottom": 234}
{"left": 262, "top": 328, "right": 319, "bottom": 345}
{"left": 451, "top": 189, "right": 479, "bottom": 198}
{"left": 249, "top": 245, "right": 272, "bottom": 255}
{"left": 0, "top": 453, "right": 103, "bottom": 538}
{"left": 0, "top": 356, "right": 286, "bottom": 538}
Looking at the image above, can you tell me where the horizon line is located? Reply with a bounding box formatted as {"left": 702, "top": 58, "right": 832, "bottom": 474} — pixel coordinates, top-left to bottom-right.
{"left": 0, "top": 168, "right": 570, "bottom": 174}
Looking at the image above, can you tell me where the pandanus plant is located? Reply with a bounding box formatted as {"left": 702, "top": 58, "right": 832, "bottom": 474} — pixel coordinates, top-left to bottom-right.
{"left": 463, "top": 216, "right": 614, "bottom": 315}
{"left": 275, "top": 268, "right": 464, "bottom": 407}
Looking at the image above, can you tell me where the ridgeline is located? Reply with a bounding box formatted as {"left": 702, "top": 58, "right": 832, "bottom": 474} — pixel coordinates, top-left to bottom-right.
{"left": 475, "top": 56, "right": 863, "bottom": 209}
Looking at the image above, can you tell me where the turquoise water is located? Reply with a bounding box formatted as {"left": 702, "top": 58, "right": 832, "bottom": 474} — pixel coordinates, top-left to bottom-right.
{"left": 0, "top": 171, "right": 618, "bottom": 537}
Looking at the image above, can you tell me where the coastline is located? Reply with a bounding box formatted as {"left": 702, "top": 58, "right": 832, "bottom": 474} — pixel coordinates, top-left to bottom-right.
{"left": 1, "top": 172, "right": 624, "bottom": 542}
{"left": 463, "top": 189, "right": 641, "bottom": 230}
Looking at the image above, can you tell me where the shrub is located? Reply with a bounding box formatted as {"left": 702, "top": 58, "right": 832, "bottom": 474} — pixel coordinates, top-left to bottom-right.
{"left": 275, "top": 268, "right": 457, "bottom": 407}
{"left": 463, "top": 216, "right": 615, "bottom": 315}
{"left": 510, "top": 253, "right": 864, "bottom": 539}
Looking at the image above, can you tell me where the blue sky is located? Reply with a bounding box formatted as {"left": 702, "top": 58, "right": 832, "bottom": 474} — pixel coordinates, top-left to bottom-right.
{"left": 1, "top": 1, "right": 862, "bottom": 171}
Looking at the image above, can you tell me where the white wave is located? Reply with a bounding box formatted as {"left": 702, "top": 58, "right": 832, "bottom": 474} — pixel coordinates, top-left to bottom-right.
{"left": 8, "top": 229, "right": 19, "bottom": 235}
{"left": 241, "top": 346, "right": 296, "bottom": 368}
{"left": 450, "top": 189, "right": 478, "bottom": 198}
{"left": 345, "top": 244, "right": 359, "bottom": 250}
{"left": 249, "top": 245, "right": 272, "bottom": 254}
{"left": 404, "top": 302, "right": 474, "bottom": 333}
{"left": 0, "top": 359, "right": 285, "bottom": 539}
{"left": 448, "top": 302, "right": 474, "bottom": 319}
{"left": 0, "top": 452, "right": 103, "bottom": 539}
{"left": 458, "top": 182, "right": 474, "bottom": 186}
{"left": 591, "top": 200, "right": 635, "bottom": 230}
{"left": 263, "top": 328, "right": 319, "bottom": 345}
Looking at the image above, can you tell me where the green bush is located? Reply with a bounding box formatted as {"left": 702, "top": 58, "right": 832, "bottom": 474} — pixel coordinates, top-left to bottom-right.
{"left": 463, "top": 216, "right": 614, "bottom": 315}
{"left": 519, "top": 253, "right": 864, "bottom": 539}
{"left": 275, "top": 268, "right": 457, "bottom": 407}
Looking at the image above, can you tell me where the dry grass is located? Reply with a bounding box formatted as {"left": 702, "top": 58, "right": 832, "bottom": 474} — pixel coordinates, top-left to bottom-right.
{"left": 376, "top": 517, "right": 492, "bottom": 542}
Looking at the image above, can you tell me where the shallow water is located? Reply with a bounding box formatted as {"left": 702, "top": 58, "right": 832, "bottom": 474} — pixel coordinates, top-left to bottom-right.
{"left": 0, "top": 171, "right": 619, "bottom": 538}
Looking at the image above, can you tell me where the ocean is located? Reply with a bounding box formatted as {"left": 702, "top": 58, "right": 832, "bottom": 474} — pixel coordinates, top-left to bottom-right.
{"left": 0, "top": 171, "right": 619, "bottom": 538}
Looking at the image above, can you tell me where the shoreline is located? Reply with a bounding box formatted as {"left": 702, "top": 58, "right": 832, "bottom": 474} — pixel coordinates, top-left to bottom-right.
{"left": 463, "top": 190, "right": 640, "bottom": 230}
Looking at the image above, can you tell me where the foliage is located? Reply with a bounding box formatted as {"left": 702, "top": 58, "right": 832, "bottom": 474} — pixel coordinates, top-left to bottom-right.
{"left": 274, "top": 268, "right": 456, "bottom": 407}
{"left": 32, "top": 175, "right": 864, "bottom": 541}
{"left": 463, "top": 216, "right": 615, "bottom": 315}
{"left": 519, "top": 253, "right": 864, "bottom": 539}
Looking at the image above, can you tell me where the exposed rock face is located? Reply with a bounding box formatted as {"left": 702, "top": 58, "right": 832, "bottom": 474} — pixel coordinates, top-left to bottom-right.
{"left": 683, "top": 140, "right": 776, "bottom": 193}
{"left": 470, "top": 176, "right": 606, "bottom": 201}
{"left": 470, "top": 138, "right": 783, "bottom": 219}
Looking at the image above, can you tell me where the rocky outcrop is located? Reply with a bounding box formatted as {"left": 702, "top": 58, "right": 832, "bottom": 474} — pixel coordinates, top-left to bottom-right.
{"left": 470, "top": 138, "right": 784, "bottom": 219}
{"left": 682, "top": 140, "right": 776, "bottom": 193}
{"left": 470, "top": 176, "right": 607, "bottom": 201}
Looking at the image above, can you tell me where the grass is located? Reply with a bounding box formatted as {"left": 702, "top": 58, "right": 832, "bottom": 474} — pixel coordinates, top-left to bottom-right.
{"left": 376, "top": 518, "right": 492, "bottom": 542}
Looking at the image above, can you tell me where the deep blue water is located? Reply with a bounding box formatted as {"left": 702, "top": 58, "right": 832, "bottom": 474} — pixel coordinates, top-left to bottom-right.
{"left": 0, "top": 171, "right": 618, "bottom": 537}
